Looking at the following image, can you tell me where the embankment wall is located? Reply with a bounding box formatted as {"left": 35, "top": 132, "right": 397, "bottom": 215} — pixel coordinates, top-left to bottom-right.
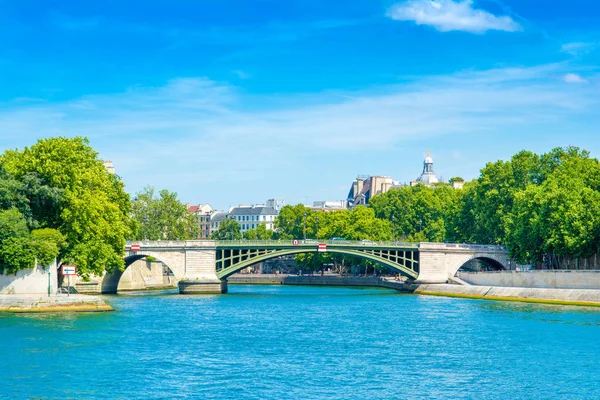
{"left": 413, "top": 284, "right": 600, "bottom": 306}
{"left": 459, "top": 270, "right": 600, "bottom": 289}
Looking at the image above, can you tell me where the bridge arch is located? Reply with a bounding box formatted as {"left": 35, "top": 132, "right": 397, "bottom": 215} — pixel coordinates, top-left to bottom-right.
{"left": 451, "top": 254, "right": 509, "bottom": 279}
{"left": 216, "top": 247, "right": 419, "bottom": 280}
{"left": 101, "top": 252, "right": 184, "bottom": 293}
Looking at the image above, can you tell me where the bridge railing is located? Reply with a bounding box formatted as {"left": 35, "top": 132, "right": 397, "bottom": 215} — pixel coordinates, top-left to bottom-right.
{"left": 443, "top": 243, "right": 507, "bottom": 251}
{"left": 215, "top": 240, "right": 420, "bottom": 248}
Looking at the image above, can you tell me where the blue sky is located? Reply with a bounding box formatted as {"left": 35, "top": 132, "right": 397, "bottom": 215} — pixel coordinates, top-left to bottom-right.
{"left": 1, "top": 0, "right": 599, "bottom": 209}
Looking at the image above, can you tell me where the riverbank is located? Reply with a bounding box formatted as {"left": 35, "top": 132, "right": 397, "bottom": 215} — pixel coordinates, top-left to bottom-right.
{"left": 228, "top": 274, "right": 600, "bottom": 307}
{"left": 228, "top": 274, "right": 399, "bottom": 288}
{"left": 0, "top": 294, "right": 113, "bottom": 313}
{"left": 413, "top": 284, "right": 600, "bottom": 307}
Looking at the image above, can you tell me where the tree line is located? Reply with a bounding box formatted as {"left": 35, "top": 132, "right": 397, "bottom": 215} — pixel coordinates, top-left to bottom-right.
{"left": 225, "top": 146, "right": 600, "bottom": 268}
{"left": 1, "top": 136, "right": 597, "bottom": 276}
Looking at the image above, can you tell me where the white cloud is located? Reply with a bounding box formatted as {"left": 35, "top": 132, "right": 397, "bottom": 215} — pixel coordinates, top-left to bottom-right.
{"left": 563, "top": 73, "right": 588, "bottom": 84}
{"left": 232, "top": 70, "right": 251, "bottom": 79}
{"left": 387, "top": 0, "right": 521, "bottom": 33}
{"left": 1, "top": 64, "right": 598, "bottom": 206}
{"left": 561, "top": 42, "right": 597, "bottom": 56}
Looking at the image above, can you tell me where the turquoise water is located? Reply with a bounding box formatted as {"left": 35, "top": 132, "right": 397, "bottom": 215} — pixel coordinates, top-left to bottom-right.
{"left": 2, "top": 285, "right": 600, "bottom": 399}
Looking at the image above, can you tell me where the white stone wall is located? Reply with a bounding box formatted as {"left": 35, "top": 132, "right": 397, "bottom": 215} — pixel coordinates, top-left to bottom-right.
{"left": 0, "top": 261, "right": 57, "bottom": 295}
{"left": 459, "top": 270, "right": 600, "bottom": 289}
{"left": 417, "top": 243, "right": 509, "bottom": 283}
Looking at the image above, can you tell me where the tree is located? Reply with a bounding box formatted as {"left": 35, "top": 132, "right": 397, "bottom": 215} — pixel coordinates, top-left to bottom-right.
{"left": 369, "top": 185, "right": 458, "bottom": 242}
{"left": 130, "top": 186, "right": 199, "bottom": 240}
{"left": 210, "top": 218, "right": 242, "bottom": 240}
{"left": 31, "top": 228, "right": 67, "bottom": 268}
{"left": 274, "top": 204, "right": 313, "bottom": 239}
{"left": 1, "top": 137, "right": 132, "bottom": 278}
{"left": 244, "top": 223, "right": 274, "bottom": 240}
{"left": 345, "top": 206, "right": 391, "bottom": 241}
{"left": 506, "top": 154, "right": 600, "bottom": 264}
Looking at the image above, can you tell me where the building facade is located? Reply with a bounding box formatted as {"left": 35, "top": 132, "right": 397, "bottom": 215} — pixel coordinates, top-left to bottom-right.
{"left": 228, "top": 205, "right": 279, "bottom": 233}
{"left": 347, "top": 175, "right": 401, "bottom": 207}
{"left": 187, "top": 204, "right": 215, "bottom": 239}
{"left": 207, "top": 199, "right": 282, "bottom": 236}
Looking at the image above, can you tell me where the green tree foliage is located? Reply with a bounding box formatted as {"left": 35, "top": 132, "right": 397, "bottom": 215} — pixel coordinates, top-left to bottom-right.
{"left": 506, "top": 153, "right": 600, "bottom": 263}
{"left": 131, "top": 186, "right": 199, "bottom": 240}
{"left": 451, "top": 146, "right": 600, "bottom": 264}
{"left": 369, "top": 185, "right": 458, "bottom": 242}
{"left": 0, "top": 208, "right": 29, "bottom": 242}
{"left": 210, "top": 218, "right": 242, "bottom": 240}
{"left": 274, "top": 204, "right": 314, "bottom": 239}
{"left": 0, "top": 237, "right": 35, "bottom": 275}
{"left": 244, "top": 223, "right": 274, "bottom": 240}
{"left": 1, "top": 137, "right": 131, "bottom": 277}
{"left": 0, "top": 166, "right": 64, "bottom": 228}
{"left": 0, "top": 209, "right": 65, "bottom": 274}
{"left": 30, "top": 228, "right": 67, "bottom": 268}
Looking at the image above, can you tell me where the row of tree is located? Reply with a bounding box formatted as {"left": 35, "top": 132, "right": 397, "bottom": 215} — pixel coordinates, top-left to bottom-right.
{"left": 369, "top": 146, "right": 600, "bottom": 265}
{"left": 213, "top": 146, "right": 600, "bottom": 268}
{"left": 0, "top": 137, "right": 131, "bottom": 277}
{"left": 0, "top": 137, "right": 204, "bottom": 277}
{"left": 1, "top": 136, "right": 597, "bottom": 276}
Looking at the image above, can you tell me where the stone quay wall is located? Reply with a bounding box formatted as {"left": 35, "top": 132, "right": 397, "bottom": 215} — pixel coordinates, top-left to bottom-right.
{"left": 458, "top": 270, "right": 600, "bottom": 289}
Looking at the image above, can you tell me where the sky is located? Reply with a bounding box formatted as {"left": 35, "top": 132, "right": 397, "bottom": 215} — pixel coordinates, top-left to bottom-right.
{"left": 1, "top": 0, "right": 599, "bottom": 210}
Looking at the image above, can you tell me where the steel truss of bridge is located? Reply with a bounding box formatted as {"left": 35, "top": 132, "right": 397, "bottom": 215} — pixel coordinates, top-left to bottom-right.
{"left": 215, "top": 240, "right": 421, "bottom": 280}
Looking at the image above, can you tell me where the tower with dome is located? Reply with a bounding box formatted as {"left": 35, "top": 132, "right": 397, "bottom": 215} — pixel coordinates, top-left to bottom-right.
{"left": 411, "top": 152, "right": 440, "bottom": 187}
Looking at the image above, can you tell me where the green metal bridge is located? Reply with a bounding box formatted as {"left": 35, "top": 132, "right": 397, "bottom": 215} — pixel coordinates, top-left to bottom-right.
{"left": 214, "top": 240, "right": 420, "bottom": 279}
{"left": 120, "top": 240, "right": 509, "bottom": 294}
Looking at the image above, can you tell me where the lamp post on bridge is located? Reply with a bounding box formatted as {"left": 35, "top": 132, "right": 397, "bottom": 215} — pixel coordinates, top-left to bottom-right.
{"left": 316, "top": 215, "right": 319, "bottom": 241}
{"left": 143, "top": 216, "right": 148, "bottom": 241}
{"left": 392, "top": 214, "right": 395, "bottom": 243}
{"left": 303, "top": 213, "right": 307, "bottom": 241}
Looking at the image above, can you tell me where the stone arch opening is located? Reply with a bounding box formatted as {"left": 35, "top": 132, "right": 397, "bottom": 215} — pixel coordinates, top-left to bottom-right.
{"left": 216, "top": 248, "right": 419, "bottom": 280}
{"left": 102, "top": 254, "right": 179, "bottom": 293}
{"left": 456, "top": 256, "right": 506, "bottom": 274}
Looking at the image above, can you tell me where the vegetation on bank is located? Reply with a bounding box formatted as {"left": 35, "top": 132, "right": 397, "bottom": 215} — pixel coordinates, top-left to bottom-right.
{"left": 130, "top": 185, "right": 199, "bottom": 241}
{"left": 245, "top": 146, "right": 600, "bottom": 269}
{"left": 0, "top": 137, "right": 130, "bottom": 277}
{"left": 1, "top": 137, "right": 597, "bottom": 276}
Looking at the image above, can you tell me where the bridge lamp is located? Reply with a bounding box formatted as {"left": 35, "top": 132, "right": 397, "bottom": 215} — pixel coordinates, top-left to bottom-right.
{"left": 143, "top": 216, "right": 149, "bottom": 241}
{"left": 316, "top": 215, "right": 319, "bottom": 240}
{"left": 303, "top": 213, "right": 307, "bottom": 241}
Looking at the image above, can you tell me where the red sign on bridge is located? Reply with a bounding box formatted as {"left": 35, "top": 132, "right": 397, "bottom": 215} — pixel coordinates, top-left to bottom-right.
{"left": 130, "top": 243, "right": 141, "bottom": 252}
{"left": 318, "top": 243, "right": 327, "bottom": 253}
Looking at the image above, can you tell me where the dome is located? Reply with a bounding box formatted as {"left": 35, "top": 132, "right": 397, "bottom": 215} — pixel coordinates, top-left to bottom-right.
{"left": 416, "top": 173, "right": 439, "bottom": 184}
{"left": 415, "top": 151, "right": 439, "bottom": 185}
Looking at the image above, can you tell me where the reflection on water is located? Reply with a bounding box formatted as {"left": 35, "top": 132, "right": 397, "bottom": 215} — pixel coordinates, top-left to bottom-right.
{"left": 2, "top": 285, "right": 600, "bottom": 399}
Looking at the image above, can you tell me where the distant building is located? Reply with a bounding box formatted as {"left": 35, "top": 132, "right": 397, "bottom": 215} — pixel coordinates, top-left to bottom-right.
{"left": 347, "top": 175, "right": 402, "bottom": 207}
{"left": 227, "top": 204, "right": 279, "bottom": 233}
{"left": 186, "top": 204, "right": 214, "bottom": 239}
{"left": 411, "top": 153, "right": 439, "bottom": 187}
{"left": 209, "top": 211, "right": 228, "bottom": 236}
{"left": 451, "top": 179, "right": 465, "bottom": 189}
{"left": 311, "top": 200, "right": 348, "bottom": 211}
{"left": 103, "top": 160, "right": 115, "bottom": 174}
{"left": 208, "top": 199, "right": 282, "bottom": 236}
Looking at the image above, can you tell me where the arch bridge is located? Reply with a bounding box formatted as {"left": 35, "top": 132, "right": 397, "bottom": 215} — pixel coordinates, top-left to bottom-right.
{"left": 119, "top": 240, "right": 510, "bottom": 294}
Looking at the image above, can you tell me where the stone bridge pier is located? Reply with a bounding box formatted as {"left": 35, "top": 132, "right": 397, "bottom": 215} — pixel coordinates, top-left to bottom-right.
{"left": 123, "top": 241, "right": 226, "bottom": 294}
{"left": 416, "top": 242, "right": 511, "bottom": 283}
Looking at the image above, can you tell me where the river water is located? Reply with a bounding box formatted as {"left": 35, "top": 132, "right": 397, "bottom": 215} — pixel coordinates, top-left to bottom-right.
{"left": 2, "top": 285, "right": 600, "bottom": 399}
